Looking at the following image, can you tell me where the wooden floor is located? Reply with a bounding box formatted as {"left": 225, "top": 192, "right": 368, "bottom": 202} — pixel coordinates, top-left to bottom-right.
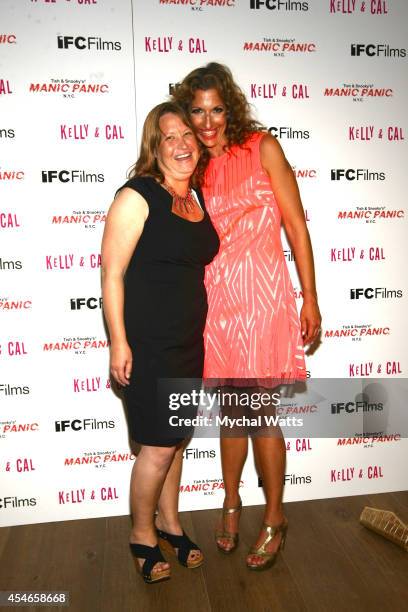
{"left": 0, "top": 492, "right": 407, "bottom": 612}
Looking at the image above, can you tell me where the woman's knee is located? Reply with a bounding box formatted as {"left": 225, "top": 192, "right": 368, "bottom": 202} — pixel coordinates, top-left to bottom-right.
{"left": 144, "top": 445, "right": 176, "bottom": 471}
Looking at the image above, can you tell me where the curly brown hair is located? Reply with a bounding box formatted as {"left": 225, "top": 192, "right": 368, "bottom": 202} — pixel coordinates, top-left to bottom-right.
{"left": 171, "top": 63, "right": 264, "bottom": 183}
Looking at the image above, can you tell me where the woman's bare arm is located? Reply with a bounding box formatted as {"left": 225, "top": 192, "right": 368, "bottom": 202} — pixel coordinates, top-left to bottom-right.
{"left": 101, "top": 187, "right": 149, "bottom": 385}
{"left": 260, "top": 133, "right": 321, "bottom": 345}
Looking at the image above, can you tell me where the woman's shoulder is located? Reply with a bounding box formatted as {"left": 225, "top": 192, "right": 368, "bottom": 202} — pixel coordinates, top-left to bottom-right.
{"left": 243, "top": 130, "right": 266, "bottom": 148}
{"left": 116, "top": 175, "right": 159, "bottom": 200}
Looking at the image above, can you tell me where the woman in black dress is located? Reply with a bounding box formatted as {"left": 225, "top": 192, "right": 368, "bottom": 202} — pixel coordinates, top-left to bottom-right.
{"left": 101, "top": 102, "right": 219, "bottom": 583}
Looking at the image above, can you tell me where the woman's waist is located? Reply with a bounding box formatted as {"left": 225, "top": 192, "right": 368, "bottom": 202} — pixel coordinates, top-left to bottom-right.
{"left": 126, "top": 261, "right": 205, "bottom": 283}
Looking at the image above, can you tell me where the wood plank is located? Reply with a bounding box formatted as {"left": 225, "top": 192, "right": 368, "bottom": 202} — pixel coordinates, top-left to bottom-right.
{"left": 0, "top": 493, "right": 406, "bottom": 612}
{"left": 310, "top": 494, "right": 404, "bottom": 611}
{"left": 0, "top": 526, "right": 10, "bottom": 562}
{"left": 101, "top": 513, "right": 211, "bottom": 612}
{"left": 191, "top": 505, "right": 307, "bottom": 612}
{"left": 277, "top": 497, "right": 382, "bottom": 612}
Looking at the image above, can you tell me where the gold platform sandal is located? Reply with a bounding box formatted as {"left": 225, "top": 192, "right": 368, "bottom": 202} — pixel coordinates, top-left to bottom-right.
{"left": 246, "top": 518, "right": 288, "bottom": 571}
{"left": 215, "top": 499, "right": 242, "bottom": 554}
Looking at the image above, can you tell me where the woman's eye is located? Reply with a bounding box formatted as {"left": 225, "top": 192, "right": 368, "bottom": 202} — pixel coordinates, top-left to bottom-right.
{"left": 184, "top": 131, "right": 193, "bottom": 136}
{"left": 191, "top": 108, "right": 202, "bottom": 114}
{"left": 165, "top": 135, "right": 174, "bottom": 141}
{"left": 214, "top": 107, "right": 224, "bottom": 113}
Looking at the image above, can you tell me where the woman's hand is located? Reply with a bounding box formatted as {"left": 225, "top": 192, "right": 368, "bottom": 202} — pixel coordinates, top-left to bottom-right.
{"left": 300, "top": 298, "right": 322, "bottom": 346}
{"left": 110, "top": 340, "right": 133, "bottom": 386}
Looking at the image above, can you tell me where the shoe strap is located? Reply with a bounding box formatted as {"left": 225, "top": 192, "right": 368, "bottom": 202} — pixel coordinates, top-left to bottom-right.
{"left": 223, "top": 500, "right": 242, "bottom": 515}
{"left": 156, "top": 529, "right": 200, "bottom": 566}
{"left": 253, "top": 522, "right": 286, "bottom": 555}
{"left": 129, "top": 543, "right": 166, "bottom": 579}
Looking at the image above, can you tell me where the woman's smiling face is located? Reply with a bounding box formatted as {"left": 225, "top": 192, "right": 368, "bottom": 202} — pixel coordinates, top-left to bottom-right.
{"left": 156, "top": 112, "right": 199, "bottom": 182}
{"left": 190, "top": 88, "right": 228, "bottom": 157}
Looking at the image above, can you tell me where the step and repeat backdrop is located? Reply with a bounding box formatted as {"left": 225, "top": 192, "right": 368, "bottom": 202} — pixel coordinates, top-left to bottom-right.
{"left": 1, "top": 0, "right": 407, "bottom": 526}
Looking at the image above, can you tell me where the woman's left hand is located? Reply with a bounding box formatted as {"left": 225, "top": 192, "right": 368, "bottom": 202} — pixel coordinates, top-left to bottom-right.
{"left": 300, "top": 299, "right": 322, "bottom": 346}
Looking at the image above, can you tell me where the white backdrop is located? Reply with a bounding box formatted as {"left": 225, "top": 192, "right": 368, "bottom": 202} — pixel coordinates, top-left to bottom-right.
{"left": 0, "top": 0, "right": 407, "bottom": 527}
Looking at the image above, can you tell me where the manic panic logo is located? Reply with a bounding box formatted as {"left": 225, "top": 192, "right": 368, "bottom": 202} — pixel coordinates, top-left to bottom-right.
{"left": 324, "top": 324, "right": 390, "bottom": 341}
{"left": 0, "top": 496, "right": 37, "bottom": 509}
{"left": 0, "top": 383, "right": 30, "bottom": 397}
{"left": 0, "top": 213, "right": 21, "bottom": 229}
{"left": 64, "top": 451, "right": 135, "bottom": 468}
{"left": 70, "top": 297, "right": 103, "bottom": 310}
{"left": 29, "top": 80, "right": 110, "bottom": 98}
{"left": 0, "top": 169, "right": 24, "bottom": 180}
{"left": 0, "top": 35, "right": 16, "bottom": 44}
{"left": 0, "top": 128, "right": 15, "bottom": 139}
{"left": 45, "top": 253, "right": 101, "bottom": 270}
{"left": 43, "top": 337, "right": 108, "bottom": 354}
{"left": 1, "top": 422, "right": 39, "bottom": 434}
{"left": 60, "top": 123, "right": 124, "bottom": 141}
{"left": 324, "top": 84, "right": 393, "bottom": 101}
{"left": 183, "top": 447, "right": 216, "bottom": 460}
{"left": 0, "top": 298, "right": 32, "bottom": 311}
{"left": 329, "top": 1, "right": 388, "bottom": 14}
{"left": 51, "top": 210, "right": 106, "bottom": 230}
{"left": 0, "top": 257, "right": 22, "bottom": 271}
{"left": 292, "top": 166, "right": 316, "bottom": 179}
{"left": 268, "top": 126, "right": 310, "bottom": 139}
{"left": 250, "top": 0, "right": 309, "bottom": 10}
{"left": 351, "top": 43, "right": 406, "bottom": 58}
{"left": 55, "top": 418, "right": 115, "bottom": 432}
{"left": 350, "top": 287, "right": 402, "bottom": 300}
{"left": 250, "top": 82, "right": 310, "bottom": 99}
{"left": 337, "top": 434, "right": 400, "bottom": 446}
{"left": 0, "top": 340, "right": 28, "bottom": 357}
{"left": 145, "top": 36, "right": 207, "bottom": 53}
{"left": 41, "top": 170, "right": 104, "bottom": 183}
{"left": 159, "top": 0, "right": 236, "bottom": 8}
{"left": 331, "top": 169, "right": 385, "bottom": 181}
{"left": 330, "top": 246, "right": 385, "bottom": 262}
{"left": 348, "top": 125, "right": 405, "bottom": 141}
{"left": 331, "top": 401, "right": 383, "bottom": 414}
{"left": 180, "top": 478, "right": 234, "bottom": 494}
{"left": 338, "top": 206, "right": 404, "bottom": 223}
{"left": 276, "top": 403, "right": 316, "bottom": 416}
{"left": 243, "top": 39, "right": 315, "bottom": 54}
{"left": 57, "top": 36, "right": 121, "bottom": 51}
{"left": 349, "top": 361, "right": 402, "bottom": 376}
{"left": 0, "top": 79, "right": 13, "bottom": 95}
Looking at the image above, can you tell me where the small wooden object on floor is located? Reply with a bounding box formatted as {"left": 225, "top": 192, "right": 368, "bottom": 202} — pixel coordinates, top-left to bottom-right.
{"left": 360, "top": 506, "right": 408, "bottom": 551}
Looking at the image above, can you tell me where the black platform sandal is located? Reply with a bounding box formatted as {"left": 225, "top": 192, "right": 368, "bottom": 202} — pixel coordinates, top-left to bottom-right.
{"left": 129, "top": 543, "right": 171, "bottom": 583}
{"left": 156, "top": 528, "right": 203, "bottom": 568}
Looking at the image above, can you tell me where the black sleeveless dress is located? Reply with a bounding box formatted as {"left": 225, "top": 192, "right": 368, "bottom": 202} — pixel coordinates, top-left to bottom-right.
{"left": 119, "top": 176, "right": 220, "bottom": 446}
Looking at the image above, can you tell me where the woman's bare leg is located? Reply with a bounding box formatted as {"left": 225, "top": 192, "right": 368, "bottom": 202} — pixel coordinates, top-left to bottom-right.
{"left": 129, "top": 444, "right": 176, "bottom": 574}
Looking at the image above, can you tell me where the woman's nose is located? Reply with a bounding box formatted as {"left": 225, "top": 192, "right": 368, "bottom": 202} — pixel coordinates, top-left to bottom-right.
{"left": 204, "top": 113, "right": 211, "bottom": 128}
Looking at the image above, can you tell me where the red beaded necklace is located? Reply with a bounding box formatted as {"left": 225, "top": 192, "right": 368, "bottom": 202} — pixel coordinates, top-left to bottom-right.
{"left": 163, "top": 182, "right": 197, "bottom": 216}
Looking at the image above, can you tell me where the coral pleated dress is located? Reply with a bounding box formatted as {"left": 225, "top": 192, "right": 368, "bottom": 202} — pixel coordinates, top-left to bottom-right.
{"left": 202, "top": 132, "right": 306, "bottom": 387}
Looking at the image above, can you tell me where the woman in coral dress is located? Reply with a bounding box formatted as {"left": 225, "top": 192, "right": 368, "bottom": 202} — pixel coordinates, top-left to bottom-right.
{"left": 173, "top": 63, "right": 321, "bottom": 570}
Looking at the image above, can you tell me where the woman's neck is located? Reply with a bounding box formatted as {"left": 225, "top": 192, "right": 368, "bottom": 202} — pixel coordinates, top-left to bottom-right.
{"left": 164, "top": 176, "right": 190, "bottom": 196}
{"left": 208, "top": 141, "right": 228, "bottom": 158}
